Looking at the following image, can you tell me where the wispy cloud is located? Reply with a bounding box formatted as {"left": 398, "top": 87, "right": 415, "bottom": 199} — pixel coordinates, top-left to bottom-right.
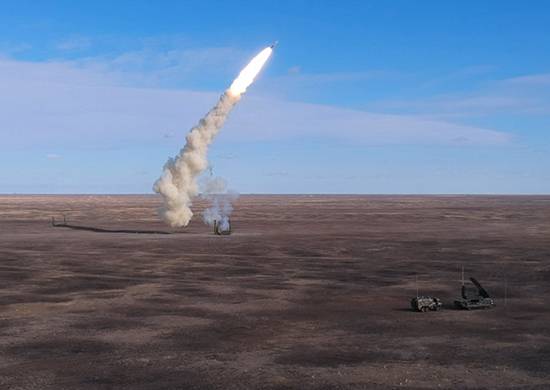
{"left": 0, "top": 56, "right": 511, "bottom": 150}
{"left": 0, "top": 41, "right": 32, "bottom": 55}
{"left": 502, "top": 73, "right": 550, "bottom": 86}
{"left": 374, "top": 95, "right": 540, "bottom": 117}
{"left": 68, "top": 45, "right": 247, "bottom": 88}
{"left": 287, "top": 65, "right": 301, "bottom": 74}
{"left": 370, "top": 71, "right": 550, "bottom": 118}
{"left": 216, "top": 153, "right": 238, "bottom": 160}
{"left": 282, "top": 70, "right": 387, "bottom": 83}
{"left": 56, "top": 36, "right": 92, "bottom": 51}
{"left": 265, "top": 170, "right": 289, "bottom": 177}
{"left": 262, "top": 69, "right": 400, "bottom": 94}
{"left": 229, "top": 96, "right": 510, "bottom": 145}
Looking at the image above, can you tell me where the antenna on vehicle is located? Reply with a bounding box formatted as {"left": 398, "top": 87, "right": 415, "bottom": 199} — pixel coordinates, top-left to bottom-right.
{"left": 460, "top": 265, "right": 466, "bottom": 301}
{"left": 504, "top": 277, "right": 508, "bottom": 307}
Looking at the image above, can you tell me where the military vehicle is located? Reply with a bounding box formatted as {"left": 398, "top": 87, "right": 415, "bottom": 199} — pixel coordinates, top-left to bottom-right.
{"left": 454, "top": 277, "right": 495, "bottom": 310}
{"left": 213, "top": 219, "right": 231, "bottom": 235}
{"left": 411, "top": 296, "right": 442, "bottom": 312}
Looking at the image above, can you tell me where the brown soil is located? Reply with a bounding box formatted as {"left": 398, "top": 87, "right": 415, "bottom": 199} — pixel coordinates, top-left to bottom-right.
{"left": 1, "top": 195, "right": 549, "bottom": 389}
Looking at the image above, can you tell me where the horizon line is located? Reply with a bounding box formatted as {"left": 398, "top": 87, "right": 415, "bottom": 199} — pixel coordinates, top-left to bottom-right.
{"left": 1, "top": 193, "right": 549, "bottom": 197}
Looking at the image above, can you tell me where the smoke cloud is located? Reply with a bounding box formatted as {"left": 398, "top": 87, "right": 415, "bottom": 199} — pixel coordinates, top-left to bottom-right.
{"left": 200, "top": 176, "right": 238, "bottom": 231}
{"left": 153, "top": 93, "right": 239, "bottom": 227}
{"left": 153, "top": 46, "right": 273, "bottom": 227}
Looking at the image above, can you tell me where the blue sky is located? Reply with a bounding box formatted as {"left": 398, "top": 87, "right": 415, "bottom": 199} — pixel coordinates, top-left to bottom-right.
{"left": 0, "top": 1, "right": 549, "bottom": 194}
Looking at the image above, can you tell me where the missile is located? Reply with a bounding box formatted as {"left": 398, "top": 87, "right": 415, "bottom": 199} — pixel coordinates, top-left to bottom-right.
{"left": 270, "top": 41, "right": 279, "bottom": 49}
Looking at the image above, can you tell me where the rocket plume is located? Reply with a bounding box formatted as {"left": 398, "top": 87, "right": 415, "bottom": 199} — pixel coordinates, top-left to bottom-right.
{"left": 153, "top": 46, "right": 273, "bottom": 227}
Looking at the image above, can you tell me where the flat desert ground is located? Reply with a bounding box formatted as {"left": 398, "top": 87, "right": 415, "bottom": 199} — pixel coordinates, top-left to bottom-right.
{"left": 1, "top": 195, "right": 549, "bottom": 389}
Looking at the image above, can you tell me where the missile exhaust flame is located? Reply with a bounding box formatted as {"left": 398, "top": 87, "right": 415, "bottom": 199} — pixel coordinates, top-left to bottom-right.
{"left": 228, "top": 46, "right": 273, "bottom": 97}
{"left": 154, "top": 45, "right": 273, "bottom": 227}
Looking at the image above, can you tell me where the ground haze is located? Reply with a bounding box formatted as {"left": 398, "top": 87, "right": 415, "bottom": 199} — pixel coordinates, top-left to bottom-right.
{"left": 1, "top": 195, "right": 549, "bottom": 389}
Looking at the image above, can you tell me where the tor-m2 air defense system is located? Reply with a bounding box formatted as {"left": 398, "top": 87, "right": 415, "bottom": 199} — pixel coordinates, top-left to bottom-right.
{"left": 454, "top": 277, "right": 495, "bottom": 310}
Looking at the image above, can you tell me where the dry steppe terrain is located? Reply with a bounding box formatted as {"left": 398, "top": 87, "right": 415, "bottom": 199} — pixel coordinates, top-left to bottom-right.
{"left": 1, "top": 195, "right": 549, "bottom": 389}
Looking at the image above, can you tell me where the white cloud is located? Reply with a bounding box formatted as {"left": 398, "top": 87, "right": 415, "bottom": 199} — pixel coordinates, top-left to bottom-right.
{"left": 0, "top": 56, "right": 511, "bottom": 149}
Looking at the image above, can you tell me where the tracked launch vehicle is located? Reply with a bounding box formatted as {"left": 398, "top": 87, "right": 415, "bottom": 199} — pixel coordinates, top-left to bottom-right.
{"left": 454, "top": 277, "right": 495, "bottom": 310}
{"left": 213, "top": 219, "right": 231, "bottom": 235}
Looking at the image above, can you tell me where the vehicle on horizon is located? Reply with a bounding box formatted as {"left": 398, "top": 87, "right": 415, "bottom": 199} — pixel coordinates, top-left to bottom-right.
{"left": 454, "top": 277, "right": 495, "bottom": 310}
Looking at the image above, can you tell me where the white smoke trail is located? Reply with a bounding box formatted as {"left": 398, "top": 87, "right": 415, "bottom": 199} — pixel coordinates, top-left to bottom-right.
{"left": 153, "top": 46, "right": 272, "bottom": 227}
{"left": 153, "top": 93, "right": 239, "bottom": 227}
{"left": 200, "top": 176, "right": 239, "bottom": 231}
